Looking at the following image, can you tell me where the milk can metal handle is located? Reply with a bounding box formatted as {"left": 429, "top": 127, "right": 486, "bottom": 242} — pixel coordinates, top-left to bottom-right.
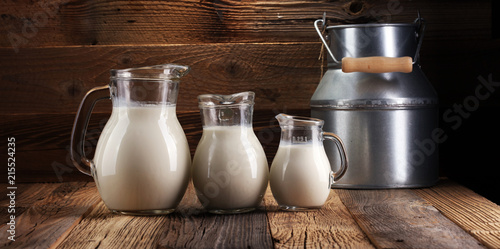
{"left": 314, "top": 13, "right": 426, "bottom": 73}
{"left": 413, "top": 14, "right": 426, "bottom": 65}
{"left": 70, "top": 85, "right": 110, "bottom": 176}
{"left": 314, "top": 18, "right": 340, "bottom": 64}
{"left": 323, "top": 132, "right": 348, "bottom": 186}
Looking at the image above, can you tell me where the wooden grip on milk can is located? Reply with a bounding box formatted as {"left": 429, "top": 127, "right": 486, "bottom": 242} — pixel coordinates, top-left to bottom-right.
{"left": 342, "top": 56, "right": 413, "bottom": 73}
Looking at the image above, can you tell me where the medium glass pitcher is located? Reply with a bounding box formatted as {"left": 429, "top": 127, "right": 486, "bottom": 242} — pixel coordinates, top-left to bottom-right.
{"left": 70, "top": 64, "right": 191, "bottom": 215}
{"left": 192, "top": 91, "right": 269, "bottom": 214}
{"left": 270, "top": 114, "right": 348, "bottom": 211}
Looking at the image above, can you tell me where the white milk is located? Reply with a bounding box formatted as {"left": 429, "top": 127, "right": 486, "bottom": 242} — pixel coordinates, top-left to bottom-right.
{"left": 93, "top": 105, "right": 191, "bottom": 212}
{"left": 192, "top": 126, "right": 269, "bottom": 211}
{"left": 270, "top": 144, "right": 331, "bottom": 208}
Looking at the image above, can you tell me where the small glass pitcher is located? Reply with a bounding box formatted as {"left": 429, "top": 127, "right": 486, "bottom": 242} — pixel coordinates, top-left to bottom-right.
{"left": 70, "top": 64, "right": 191, "bottom": 215}
{"left": 192, "top": 91, "right": 269, "bottom": 214}
{"left": 270, "top": 114, "right": 348, "bottom": 211}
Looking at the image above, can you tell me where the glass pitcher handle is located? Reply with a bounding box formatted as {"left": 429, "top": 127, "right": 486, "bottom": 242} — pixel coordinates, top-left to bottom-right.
{"left": 70, "top": 85, "right": 110, "bottom": 176}
{"left": 323, "top": 132, "right": 349, "bottom": 186}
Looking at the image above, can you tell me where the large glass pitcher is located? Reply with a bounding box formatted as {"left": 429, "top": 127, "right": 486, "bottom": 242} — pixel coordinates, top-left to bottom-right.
{"left": 70, "top": 64, "right": 191, "bottom": 215}
{"left": 192, "top": 91, "right": 269, "bottom": 214}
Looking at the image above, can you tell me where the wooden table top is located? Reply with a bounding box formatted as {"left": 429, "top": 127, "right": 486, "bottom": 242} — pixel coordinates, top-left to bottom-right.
{"left": 1, "top": 179, "right": 499, "bottom": 249}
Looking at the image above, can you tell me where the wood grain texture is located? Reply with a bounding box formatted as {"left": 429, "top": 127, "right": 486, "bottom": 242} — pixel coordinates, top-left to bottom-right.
{"left": 56, "top": 201, "right": 169, "bottom": 249}
{"left": 264, "top": 187, "right": 375, "bottom": 248}
{"left": 0, "top": 183, "right": 62, "bottom": 224}
{"left": 56, "top": 182, "right": 273, "bottom": 249}
{"left": 0, "top": 182, "right": 100, "bottom": 249}
{"left": 0, "top": 183, "right": 62, "bottom": 205}
{"left": 1, "top": 181, "right": 499, "bottom": 249}
{"left": 0, "top": 44, "right": 498, "bottom": 118}
{"left": 336, "top": 188, "right": 486, "bottom": 249}
{"left": 0, "top": 0, "right": 490, "bottom": 47}
{"left": 0, "top": 43, "right": 321, "bottom": 114}
{"left": 414, "top": 179, "right": 500, "bottom": 249}
{"left": 157, "top": 182, "right": 273, "bottom": 249}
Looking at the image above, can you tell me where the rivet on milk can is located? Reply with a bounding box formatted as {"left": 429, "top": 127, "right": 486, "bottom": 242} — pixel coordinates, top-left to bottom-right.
{"left": 311, "top": 14, "right": 439, "bottom": 188}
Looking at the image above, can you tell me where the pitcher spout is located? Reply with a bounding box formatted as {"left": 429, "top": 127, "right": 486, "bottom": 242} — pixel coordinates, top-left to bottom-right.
{"left": 276, "top": 114, "right": 324, "bottom": 130}
{"left": 161, "top": 64, "right": 190, "bottom": 79}
{"left": 197, "top": 91, "right": 256, "bottom": 127}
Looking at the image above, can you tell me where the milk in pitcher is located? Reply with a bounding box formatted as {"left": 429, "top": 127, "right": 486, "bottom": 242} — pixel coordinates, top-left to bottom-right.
{"left": 93, "top": 105, "right": 191, "bottom": 213}
{"left": 270, "top": 144, "right": 331, "bottom": 208}
{"left": 192, "top": 126, "right": 268, "bottom": 212}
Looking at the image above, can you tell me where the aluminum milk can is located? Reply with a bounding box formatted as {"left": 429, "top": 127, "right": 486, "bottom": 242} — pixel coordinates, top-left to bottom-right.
{"left": 311, "top": 17, "right": 439, "bottom": 188}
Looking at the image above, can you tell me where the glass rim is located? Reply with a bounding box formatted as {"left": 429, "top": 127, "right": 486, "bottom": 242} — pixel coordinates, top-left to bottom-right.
{"left": 276, "top": 113, "right": 324, "bottom": 127}
{"left": 110, "top": 64, "right": 190, "bottom": 80}
{"left": 198, "top": 91, "right": 255, "bottom": 108}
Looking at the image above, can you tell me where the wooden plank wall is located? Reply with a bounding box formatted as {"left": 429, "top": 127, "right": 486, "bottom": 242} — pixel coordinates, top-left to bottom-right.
{"left": 0, "top": 0, "right": 498, "bottom": 202}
